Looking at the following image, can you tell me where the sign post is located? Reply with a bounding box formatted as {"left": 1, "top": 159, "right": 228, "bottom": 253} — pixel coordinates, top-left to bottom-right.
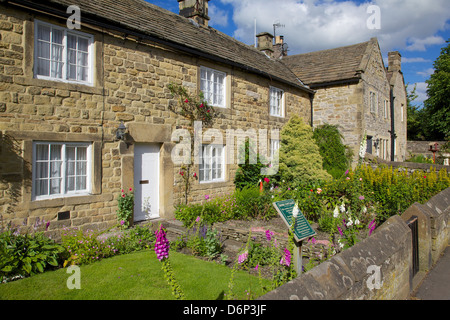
{"left": 273, "top": 199, "right": 316, "bottom": 276}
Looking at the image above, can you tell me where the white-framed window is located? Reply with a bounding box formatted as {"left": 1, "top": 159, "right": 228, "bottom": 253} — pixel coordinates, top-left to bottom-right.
{"left": 33, "top": 142, "right": 92, "bottom": 200}
{"left": 199, "top": 144, "right": 225, "bottom": 183}
{"left": 270, "top": 86, "right": 284, "bottom": 117}
{"left": 34, "top": 20, "right": 94, "bottom": 85}
{"left": 270, "top": 139, "right": 280, "bottom": 160}
{"left": 370, "top": 92, "right": 377, "bottom": 114}
{"left": 200, "top": 66, "right": 226, "bottom": 108}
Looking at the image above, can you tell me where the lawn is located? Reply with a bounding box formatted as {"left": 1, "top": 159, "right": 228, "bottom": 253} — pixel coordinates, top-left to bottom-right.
{"left": 0, "top": 249, "right": 270, "bottom": 300}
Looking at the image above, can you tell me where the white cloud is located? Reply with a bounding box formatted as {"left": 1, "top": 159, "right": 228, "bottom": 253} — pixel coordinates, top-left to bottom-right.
{"left": 220, "top": 0, "right": 450, "bottom": 54}
{"left": 417, "top": 68, "right": 435, "bottom": 77}
{"left": 401, "top": 57, "right": 431, "bottom": 63}
{"left": 409, "top": 82, "right": 429, "bottom": 106}
{"left": 406, "top": 36, "right": 446, "bottom": 51}
{"left": 209, "top": 3, "right": 229, "bottom": 27}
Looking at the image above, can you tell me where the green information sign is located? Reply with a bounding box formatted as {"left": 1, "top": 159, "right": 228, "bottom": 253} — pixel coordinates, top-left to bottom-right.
{"left": 273, "top": 199, "right": 316, "bottom": 242}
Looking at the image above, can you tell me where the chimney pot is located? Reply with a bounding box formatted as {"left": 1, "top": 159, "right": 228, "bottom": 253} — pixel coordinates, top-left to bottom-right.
{"left": 256, "top": 32, "right": 274, "bottom": 57}
{"left": 178, "top": 0, "right": 210, "bottom": 27}
{"left": 388, "top": 51, "right": 402, "bottom": 72}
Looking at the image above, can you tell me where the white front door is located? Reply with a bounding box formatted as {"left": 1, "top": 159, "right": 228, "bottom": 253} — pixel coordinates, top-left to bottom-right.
{"left": 134, "top": 143, "right": 160, "bottom": 221}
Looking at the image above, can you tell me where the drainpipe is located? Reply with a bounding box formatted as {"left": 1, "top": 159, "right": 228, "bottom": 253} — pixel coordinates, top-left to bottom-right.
{"left": 390, "top": 86, "right": 396, "bottom": 161}
{"left": 310, "top": 94, "right": 314, "bottom": 127}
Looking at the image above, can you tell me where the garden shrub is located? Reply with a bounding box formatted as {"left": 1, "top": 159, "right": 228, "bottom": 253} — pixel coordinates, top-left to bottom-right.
{"left": 233, "top": 186, "right": 277, "bottom": 221}
{"left": 234, "top": 140, "right": 269, "bottom": 190}
{"left": 278, "top": 115, "right": 331, "bottom": 186}
{"left": 313, "top": 124, "right": 352, "bottom": 178}
{"left": 0, "top": 219, "right": 66, "bottom": 280}
{"left": 61, "top": 224, "right": 155, "bottom": 266}
{"left": 175, "top": 185, "right": 277, "bottom": 226}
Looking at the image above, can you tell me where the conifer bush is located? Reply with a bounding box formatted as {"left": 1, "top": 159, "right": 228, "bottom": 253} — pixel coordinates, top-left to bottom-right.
{"left": 278, "top": 115, "right": 331, "bottom": 185}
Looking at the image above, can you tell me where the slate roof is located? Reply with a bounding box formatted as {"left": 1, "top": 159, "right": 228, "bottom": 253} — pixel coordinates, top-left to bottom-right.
{"left": 282, "top": 39, "right": 375, "bottom": 88}
{"left": 9, "top": 0, "right": 312, "bottom": 93}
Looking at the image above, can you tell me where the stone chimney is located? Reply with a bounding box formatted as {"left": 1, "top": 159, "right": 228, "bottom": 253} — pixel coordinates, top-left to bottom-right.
{"left": 256, "top": 32, "right": 274, "bottom": 58}
{"left": 178, "top": 0, "right": 210, "bottom": 27}
{"left": 273, "top": 35, "right": 288, "bottom": 59}
{"left": 388, "top": 51, "right": 402, "bottom": 72}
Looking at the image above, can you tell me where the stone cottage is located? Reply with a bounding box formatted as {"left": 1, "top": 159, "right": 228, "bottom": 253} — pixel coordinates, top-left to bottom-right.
{"left": 0, "top": 0, "right": 314, "bottom": 234}
{"left": 282, "top": 37, "right": 408, "bottom": 162}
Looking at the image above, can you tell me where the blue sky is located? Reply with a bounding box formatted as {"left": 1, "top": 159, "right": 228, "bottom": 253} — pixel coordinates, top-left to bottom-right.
{"left": 146, "top": 0, "right": 450, "bottom": 107}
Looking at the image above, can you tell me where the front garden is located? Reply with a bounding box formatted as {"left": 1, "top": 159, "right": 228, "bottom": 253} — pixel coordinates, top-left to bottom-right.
{"left": 1, "top": 91, "right": 449, "bottom": 300}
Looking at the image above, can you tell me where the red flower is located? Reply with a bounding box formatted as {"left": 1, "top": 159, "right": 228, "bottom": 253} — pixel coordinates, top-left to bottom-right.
{"left": 184, "top": 99, "right": 189, "bottom": 103}
{"left": 129, "top": 187, "right": 133, "bottom": 192}
{"left": 264, "top": 177, "right": 270, "bottom": 183}
{"left": 424, "top": 176, "right": 427, "bottom": 179}
{"left": 207, "top": 109, "right": 210, "bottom": 113}
{"left": 199, "top": 103, "right": 204, "bottom": 108}
{"left": 179, "top": 171, "right": 184, "bottom": 176}
{"left": 310, "top": 189, "right": 313, "bottom": 192}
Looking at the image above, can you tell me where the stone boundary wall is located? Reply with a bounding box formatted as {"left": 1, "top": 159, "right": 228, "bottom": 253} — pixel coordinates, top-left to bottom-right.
{"left": 407, "top": 141, "right": 447, "bottom": 159}
{"left": 259, "top": 187, "right": 450, "bottom": 300}
{"left": 364, "top": 154, "right": 449, "bottom": 172}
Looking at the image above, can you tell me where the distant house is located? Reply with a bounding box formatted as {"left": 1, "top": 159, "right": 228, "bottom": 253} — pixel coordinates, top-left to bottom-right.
{"left": 0, "top": 0, "right": 314, "bottom": 234}
{"left": 282, "top": 38, "right": 408, "bottom": 162}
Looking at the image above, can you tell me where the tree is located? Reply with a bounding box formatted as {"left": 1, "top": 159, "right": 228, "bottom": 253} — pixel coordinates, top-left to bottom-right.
{"left": 278, "top": 115, "right": 331, "bottom": 185}
{"left": 423, "top": 39, "right": 450, "bottom": 140}
{"left": 406, "top": 84, "right": 427, "bottom": 140}
{"left": 312, "top": 124, "right": 352, "bottom": 178}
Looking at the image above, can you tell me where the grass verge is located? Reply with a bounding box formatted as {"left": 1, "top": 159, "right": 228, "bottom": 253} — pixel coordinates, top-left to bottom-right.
{"left": 0, "top": 250, "right": 270, "bottom": 300}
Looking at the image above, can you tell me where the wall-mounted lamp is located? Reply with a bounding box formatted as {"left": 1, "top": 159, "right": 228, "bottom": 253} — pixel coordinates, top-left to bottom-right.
{"left": 115, "top": 121, "right": 127, "bottom": 141}
{"left": 374, "top": 138, "right": 380, "bottom": 149}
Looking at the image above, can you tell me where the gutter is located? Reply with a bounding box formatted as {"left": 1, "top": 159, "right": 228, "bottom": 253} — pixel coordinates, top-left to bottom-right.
{"left": 308, "top": 77, "right": 361, "bottom": 90}
{"left": 5, "top": 0, "right": 315, "bottom": 94}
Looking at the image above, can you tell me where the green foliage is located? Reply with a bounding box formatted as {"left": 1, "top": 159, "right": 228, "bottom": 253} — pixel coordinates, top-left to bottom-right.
{"left": 61, "top": 224, "right": 155, "bottom": 266}
{"left": 424, "top": 39, "right": 450, "bottom": 140}
{"left": 234, "top": 140, "right": 269, "bottom": 190}
{"left": 233, "top": 186, "right": 277, "bottom": 221}
{"left": 168, "top": 83, "right": 217, "bottom": 127}
{"left": 278, "top": 115, "right": 331, "bottom": 186}
{"left": 0, "top": 220, "right": 66, "bottom": 280}
{"left": 160, "top": 258, "right": 185, "bottom": 300}
{"left": 174, "top": 186, "right": 277, "bottom": 226}
{"left": 117, "top": 188, "right": 134, "bottom": 229}
{"left": 406, "top": 154, "right": 434, "bottom": 164}
{"left": 313, "top": 124, "right": 352, "bottom": 178}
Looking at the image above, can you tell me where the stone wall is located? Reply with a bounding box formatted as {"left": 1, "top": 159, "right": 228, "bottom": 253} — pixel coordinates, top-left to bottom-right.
{"left": 407, "top": 141, "right": 448, "bottom": 159}
{"left": 0, "top": 5, "right": 311, "bottom": 234}
{"left": 259, "top": 187, "right": 449, "bottom": 300}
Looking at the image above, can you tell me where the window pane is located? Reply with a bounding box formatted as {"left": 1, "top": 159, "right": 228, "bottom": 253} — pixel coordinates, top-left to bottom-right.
{"left": 38, "top": 41, "right": 50, "bottom": 59}
{"left": 68, "top": 64, "right": 77, "bottom": 80}
{"left": 77, "top": 176, "right": 87, "bottom": 190}
{"left": 36, "top": 162, "right": 49, "bottom": 179}
{"left": 79, "top": 52, "right": 88, "bottom": 66}
{"left": 78, "top": 37, "right": 89, "bottom": 52}
{"left": 77, "top": 147, "right": 87, "bottom": 160}
{"left": 37, "top": 24, "right": 51, "bottom": 42}
{"left": 68, "top": 34, "right": 77, "bottom": 49}
{"left": 51, "top": 61, "right": 64, "bottom": 79}
{"left": 36, "top": 144, "right": 49, "bottom": 161}
{"left": 50, "top": 161, "right": 62, "bottom": 178}
{"left": 77, "top": 162, "right": 87, "bottom": 176}
{"left": 36, "top": 179, "right": 48, "bottom": 196}
{"left": 67, "top": 176, "right": 75, "bottom": 192}
{"left": 67, "top": 161, "right": 75, "bottom": 176}
{"left": 37, "top": 59, "right": 50, "bottom": 77}
{"left": 50, "top": 178, "right": 61, "bottom": 195}
{"left": 52, "top": 29, "right": 63, "bottom": 44}
{"left": 50, "top": 145, "right": 62, "bottom": 161}
{"left": 78, "top": 66, "right": 88, "bottom": 81}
